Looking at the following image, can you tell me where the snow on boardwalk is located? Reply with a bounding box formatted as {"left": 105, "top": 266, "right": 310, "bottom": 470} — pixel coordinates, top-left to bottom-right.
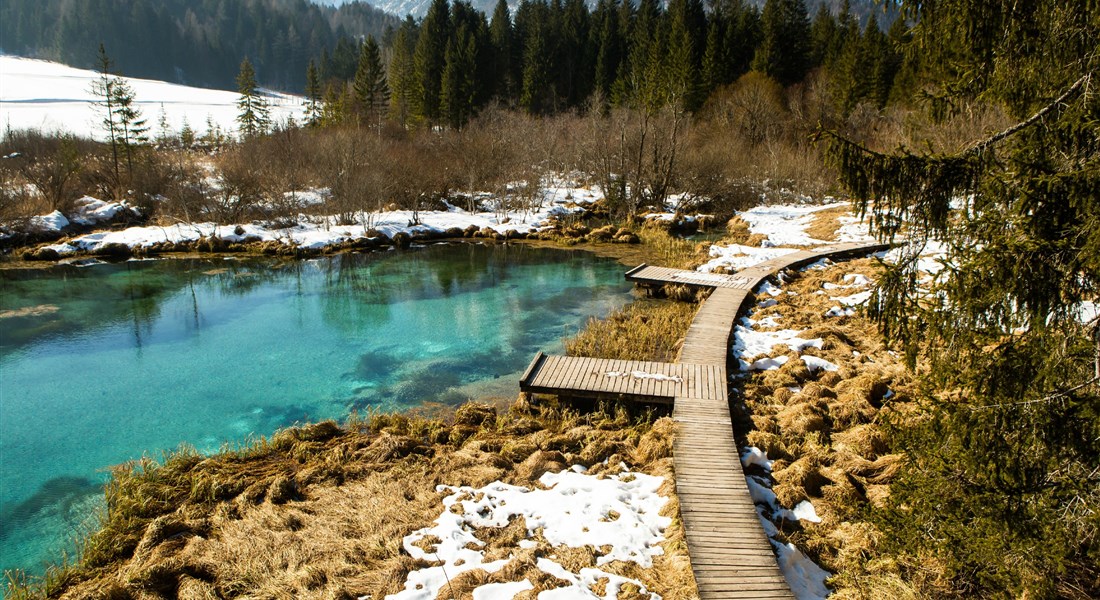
{"left": 520, "top": 241, "right": 888, "bottom": 599}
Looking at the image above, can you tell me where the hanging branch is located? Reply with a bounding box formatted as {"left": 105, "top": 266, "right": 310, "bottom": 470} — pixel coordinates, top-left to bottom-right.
{"left": 964, "top": 71, "right": 1093, "bottom": 156}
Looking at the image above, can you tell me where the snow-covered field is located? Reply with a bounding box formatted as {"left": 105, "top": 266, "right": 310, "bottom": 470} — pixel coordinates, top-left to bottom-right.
{"left": 0, "top": 55, "right": 306, "bottom": 140}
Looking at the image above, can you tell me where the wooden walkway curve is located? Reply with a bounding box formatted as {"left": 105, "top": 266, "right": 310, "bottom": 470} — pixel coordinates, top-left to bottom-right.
{"left": 520, "top": 241, "right": 888, "bottom": 599}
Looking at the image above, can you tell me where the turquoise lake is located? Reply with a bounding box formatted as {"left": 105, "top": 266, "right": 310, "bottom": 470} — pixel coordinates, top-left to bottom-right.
{"left": 0, "top": 243, "right": 632, "bottom": 576}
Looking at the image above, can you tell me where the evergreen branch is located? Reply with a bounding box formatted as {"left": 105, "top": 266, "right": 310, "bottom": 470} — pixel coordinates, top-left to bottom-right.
{"left": 969, "top": 374, "right": 1100, "bottom": 411}
{"left": 816, "top": 71, "right": 1093, "bottom": 164}
{"left": 964, "top": 72, "right": 1093, "bottom": 156}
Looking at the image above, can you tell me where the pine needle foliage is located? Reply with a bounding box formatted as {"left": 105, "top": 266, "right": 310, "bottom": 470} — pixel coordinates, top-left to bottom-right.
{"left": 236, "top": 57, "right": 270, "bottom": 138}
{"left": 821, "top": 1, "right": 1100, "bottom": 597}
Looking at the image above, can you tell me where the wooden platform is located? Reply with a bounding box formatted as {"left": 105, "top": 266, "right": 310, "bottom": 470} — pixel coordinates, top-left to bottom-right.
{"left": 520, "top": 352, "right": 726, "bottom": 404}
{"left": 625, "top": 264, "right": 760, "bottom": 289}
{"left": 521, "top": 241, "right": 889, "bottom": 599}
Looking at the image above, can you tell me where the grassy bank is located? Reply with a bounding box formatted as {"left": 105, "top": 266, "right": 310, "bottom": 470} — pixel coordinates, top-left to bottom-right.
{"left": 6, "top": 402, "right": 695, "bottom": 600}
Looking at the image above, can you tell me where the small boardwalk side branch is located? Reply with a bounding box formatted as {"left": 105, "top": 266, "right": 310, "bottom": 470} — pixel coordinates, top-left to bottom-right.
{"left": 520, "top": 241, "right": 889, "bottom": 599}
{"left": 519, "top": 353, "right": 725, "bottom": 405}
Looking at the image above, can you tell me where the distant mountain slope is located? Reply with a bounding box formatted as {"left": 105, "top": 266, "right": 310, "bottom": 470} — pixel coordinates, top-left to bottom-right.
{"left": 0, "top": 0, "right": 399, "bottom": 92}
{"left": 0, "top": 55, "right": 305, "bottom": 140}
{"left": 321, "top": 0, "right": 896, "bottom": 24}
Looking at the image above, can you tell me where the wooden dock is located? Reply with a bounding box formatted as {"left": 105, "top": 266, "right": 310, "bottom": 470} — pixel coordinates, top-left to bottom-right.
{"left": 520, "top": 241, "right": 888, "bottom": 599}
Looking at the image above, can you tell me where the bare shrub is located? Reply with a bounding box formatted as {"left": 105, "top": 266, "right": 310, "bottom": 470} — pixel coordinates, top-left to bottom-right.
{"left": 1, "top": 129, "right": 94, "bottom": 214}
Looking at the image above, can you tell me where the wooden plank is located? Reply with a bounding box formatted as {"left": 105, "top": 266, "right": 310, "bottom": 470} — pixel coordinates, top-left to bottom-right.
{"left": 559, "top": 356, "right": 582, "bottom": 389}
{"left": 540, "top": 355, "right": 567, "bottom": 388}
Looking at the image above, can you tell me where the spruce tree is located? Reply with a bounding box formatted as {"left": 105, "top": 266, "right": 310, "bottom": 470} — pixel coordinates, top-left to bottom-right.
{"left": 305, "top": 59, "right": 323, "bottom": 127}
{"left": 821, "top": 1, "right": 1100, "bottom": 594}
{"left": 354, "top": 35, "right": 390, "bottom": 129}
{"left": 558, "top": 0, "right": 592, "bottom": 108}
{"left": 621, "top": 0, "right": 660, "bottom": 102}
{"left": 519, "top": 17, "right": 552, "bottom": 114}
{"left": 90, "top": 43, "right": 146, "bottom": 197}
{"left": 236, "top": 57, "right": 270, "bottom": 138}
{"left": 666, "top": 0, "right": 705, "bottom": 112}
{"left": 591, "top": 0, "right": 622, "bottom": 105}
{"left": 751, "top": 0, "right": 810, "bottom": 86}
{"left": 179, "top": 117, "right": 195, "bottom": 148}
{"left": 412, "top": 0, "right": 451, "bottom": 126}
{"left": 489, "top": 0, "right": 514, "bottom": 100}
{"left": 440, "top": 26, "right": 476, "bottom": 128}
{"left": 91, "top": 43, "right": 122, "bottom": 190}
{"left": 388, "top": 18, "right": 418, "bottom": 128}
{"left": 111, "top": 77, "right": 148, "bottom": 176}
{"left": 808, "top": 2, "right": 837, "bottom": 68}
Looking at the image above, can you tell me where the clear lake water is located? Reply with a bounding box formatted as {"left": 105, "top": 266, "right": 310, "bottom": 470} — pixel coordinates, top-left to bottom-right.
{"left": 0, "top": 243, "right": 632, "bottom": 577}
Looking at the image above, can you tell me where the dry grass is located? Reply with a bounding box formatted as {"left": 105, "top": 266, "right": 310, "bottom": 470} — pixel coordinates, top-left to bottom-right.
{"left": 12, "top": 402, "right": 692, "bottom": 600}
{"left": 564, "top": 300, "right": 697, "bottom": 362}
{"left": 804, "top": 205, "right": 853, "bottom": 242}
{"left": 735, "top": 258, "right": 927, "bottom": 597}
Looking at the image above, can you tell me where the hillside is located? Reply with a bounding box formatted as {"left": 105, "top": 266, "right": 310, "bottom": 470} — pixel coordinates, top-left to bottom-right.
{"left": 320, "top": 0, "right": 897, "bottom": 23}
{"left": 0, "top": 0, "right": 399, "bottom": 92}
{"left": 0, "top": 56, "right": 306, "bottom": 140}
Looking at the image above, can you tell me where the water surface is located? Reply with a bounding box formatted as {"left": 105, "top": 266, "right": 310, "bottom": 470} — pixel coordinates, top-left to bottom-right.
{"left": 0, "top": 243, "right": 631, "bottom": 575}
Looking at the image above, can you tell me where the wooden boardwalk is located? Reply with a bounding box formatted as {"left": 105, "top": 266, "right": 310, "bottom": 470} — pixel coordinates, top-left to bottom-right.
{"left": 521, "top": 241, "right": 888, "bottom": 599}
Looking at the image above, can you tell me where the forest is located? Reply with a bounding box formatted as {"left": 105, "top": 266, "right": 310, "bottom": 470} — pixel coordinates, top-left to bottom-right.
{"left": 310, "top": 0, "right": 909, "bottom": 130}
{"left": 0, "top": 0, "right": 399, "bottom": 90}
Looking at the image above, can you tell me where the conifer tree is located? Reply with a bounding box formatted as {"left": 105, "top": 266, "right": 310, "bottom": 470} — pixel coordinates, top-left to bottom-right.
{"left": 591, "top": 0, "right": 622, "bottom": 105}
{"left": 388, "top": 18, "right": 418, "bottom": 128}
{"left": 90, "top": 43, "right": 146, "bottom": 197}
{"left": 620, "top": 0, "right": 660, "bottom": 102}
{"left": 111, "top": 77, "right": 149, "bottom": 176}
{"left": 558, "top": 0, "right": 592, "bottom": 108}
{"left": 305, "top": 59, "right": 323, "bottom": 127}
{"left": 822, "top": 1, "right": 1100, "bottom": 594}
{"left": 236, "top": 57, "right": 270, "bottom": 138}
{"left": 91, "top": 43, "right": 122, "bottom": 189}
{"left": 440, "top": 26, "right": 477, "bottom": 128}
{"left": 808, "top": 2, "right": 837, "bottom": 67}
{"left": 354, "top": 35, "right": 390, "bottom": 129}
{"left": 489, "top": 0, "right": 514, "bottom": 100}
{"left": 412, "top": 0, "right": 451, "bottom": 126}
{"left": 751, "top": 0, "right": 810, "bottom": 86}
{"left": 701, "top": 11, "right": 725, "bottom": 95}
{"left": 179, "top": 117, "right": 195, "bottom": 148}
{"left": 519, "top": 16, "right": 553, "bottom": 114}
{"left": 666, "top": 0, "right": 705, "bottom": 111}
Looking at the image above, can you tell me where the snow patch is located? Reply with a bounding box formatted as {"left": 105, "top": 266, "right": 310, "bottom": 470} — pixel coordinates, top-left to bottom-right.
{"left": 738, "top": 202, "right": 848, "bottom": 246}
{"left": 740, "top": 447, "right": 774, "bottom": 472}
{"left": 825, "top": 306, "right": 856, "bottom": 318}
{"left": 390, "top": 466, "right": 670, "bottom": 600}
{"left": 771, "top": 541, "right": 833, "bottom": 600}
{"left": 698, "top": 244, "right": 799, "bottom": 273}
{"left": 732, "top": 319, "right": 823, "bottom": 371}
{"left": 29, "top": 211, "right": 69, "bottom": 232}
{"left": 801, "top": 355, "right": 839, "bottom": 373}
{"left": 536, "top": 558, "right": 660, "bottom": 600}
{"left": 830, "top": 290, "right": 871, "bottom": 307}
{"left": 472, "top": 580, "right": 534, "bottom": 600}
{"left": 606, "top": 371, "right": 683, "bottom": 383}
